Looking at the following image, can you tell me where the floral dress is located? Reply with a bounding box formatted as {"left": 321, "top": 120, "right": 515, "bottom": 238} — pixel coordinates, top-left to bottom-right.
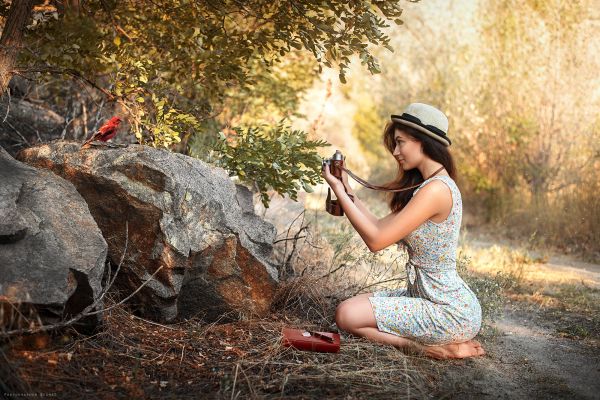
{"left": 368, "top": 175, "right": 482, "bottom": 346}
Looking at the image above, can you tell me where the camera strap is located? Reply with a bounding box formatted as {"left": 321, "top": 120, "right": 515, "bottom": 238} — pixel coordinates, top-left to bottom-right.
{"left": 340, "top": 165, "right": 445, "bottom": 193}
{"left": 326, "top": 164, "right": 443, "bottom": 215}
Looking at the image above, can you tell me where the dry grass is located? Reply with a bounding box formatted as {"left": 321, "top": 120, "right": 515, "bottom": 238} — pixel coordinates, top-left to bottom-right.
{"left": 466, "top": 178, "right": 600, "bottom": 264}
{"left": 8, "top": 204, "right": 590, "bottom": 398}
{"left": 1, "top": 281, "right": 438, "bottom": 399}
{"left": 0, "top": 220, "right": 439, "bottom": 399}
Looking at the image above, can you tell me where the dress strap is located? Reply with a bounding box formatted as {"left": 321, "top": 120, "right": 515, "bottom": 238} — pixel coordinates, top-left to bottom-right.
{"left": 412, "top": 175, "right": 460, "bottom": 226}
{"left": 413, "top": 175, "right": 456, "bottom": 196}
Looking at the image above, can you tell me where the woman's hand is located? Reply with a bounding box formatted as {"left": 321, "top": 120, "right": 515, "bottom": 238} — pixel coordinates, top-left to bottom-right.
{"left": 321, "top": 162, "right": 344, "bottom": 192}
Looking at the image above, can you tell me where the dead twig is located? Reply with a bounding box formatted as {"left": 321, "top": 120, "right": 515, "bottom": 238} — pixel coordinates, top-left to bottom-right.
{"left": 2, "top": 87, "right": 11, "bottom": 122}
{"left": 0, "top": 221, "right": 162, "bottom": 337}
{"left": 282, "top": 225, "right": 309, "bottom": 279}
{"left": 272, "top": 236, "right": 307, "bottom": 244}
{"left": 4, "top": 119, "right": 31, "bottom": 146}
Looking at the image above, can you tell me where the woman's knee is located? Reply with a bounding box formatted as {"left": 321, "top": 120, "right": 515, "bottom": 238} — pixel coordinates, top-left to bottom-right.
{"left": 335, "top": 296, "right": 377, "bottom": 333}
{"left": 335, "top": 301, "right": 351, "bottom": 332}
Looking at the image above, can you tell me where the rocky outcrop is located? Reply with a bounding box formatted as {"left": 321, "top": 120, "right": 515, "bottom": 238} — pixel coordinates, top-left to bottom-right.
{"left": 0, "top": 146, "right": 107, "bottom": 332}
{"left": 17, "top": 141, "right": 279, "bottom": 323}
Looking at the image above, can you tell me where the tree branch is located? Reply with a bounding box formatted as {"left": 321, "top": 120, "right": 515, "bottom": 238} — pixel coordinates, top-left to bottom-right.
{"left": 14, "top": 66, "right": 117, "bottom": 101}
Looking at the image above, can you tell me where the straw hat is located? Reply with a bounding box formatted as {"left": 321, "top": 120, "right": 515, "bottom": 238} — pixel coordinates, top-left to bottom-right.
{"left": 391, "top": 103, "right": 451, "bottom": 146}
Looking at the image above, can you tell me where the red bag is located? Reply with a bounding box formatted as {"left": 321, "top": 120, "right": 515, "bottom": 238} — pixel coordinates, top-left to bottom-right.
{"left": 281, "top": 328, "right": 341, "bottom": 353}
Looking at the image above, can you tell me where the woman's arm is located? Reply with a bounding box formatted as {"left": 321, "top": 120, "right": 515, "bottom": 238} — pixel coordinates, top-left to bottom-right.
{"left": 322, "top": 165, "right": 450, "bottom": 252}
{"left": 345, "top": 189, "right": 379, "bottom": 226}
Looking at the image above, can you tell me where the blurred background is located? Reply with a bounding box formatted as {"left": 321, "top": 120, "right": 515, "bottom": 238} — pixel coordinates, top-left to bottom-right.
{"left": 288, "top": 0, "right": 600, "bottom": 262}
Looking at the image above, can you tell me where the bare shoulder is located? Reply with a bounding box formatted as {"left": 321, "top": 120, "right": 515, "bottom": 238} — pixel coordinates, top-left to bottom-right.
{"left": 413, "top": 179, "right": 452, "bottom": 202}
{"left": 371, "top": 178, "right": 453, "bottom": 251}
{"left": 411, "top": 179, "right": 453, "bottom": 215}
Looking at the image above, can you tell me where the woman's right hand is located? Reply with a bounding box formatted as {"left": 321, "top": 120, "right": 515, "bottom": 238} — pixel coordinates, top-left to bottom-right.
{"left": 321, "top": 162, "right": 344, "bottom": 192}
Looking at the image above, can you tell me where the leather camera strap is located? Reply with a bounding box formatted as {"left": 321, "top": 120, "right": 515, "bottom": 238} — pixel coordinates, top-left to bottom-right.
{"left": 340, "top": 165, "right": 445, "bottom": 193}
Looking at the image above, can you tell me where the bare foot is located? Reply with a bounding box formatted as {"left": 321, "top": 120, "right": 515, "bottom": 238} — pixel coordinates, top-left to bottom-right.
{"left": 420, "top": 339, "right": 486, "bottom": 360}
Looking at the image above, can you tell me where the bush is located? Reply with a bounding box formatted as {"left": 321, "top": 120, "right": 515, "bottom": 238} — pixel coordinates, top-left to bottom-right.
{"left": 211, "top": 121, "right": 329, "bottom": 208}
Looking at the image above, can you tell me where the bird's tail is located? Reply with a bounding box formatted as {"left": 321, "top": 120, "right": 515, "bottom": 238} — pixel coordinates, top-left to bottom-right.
{"left": 81, "top": 137, "right": 94, "bottom": 149}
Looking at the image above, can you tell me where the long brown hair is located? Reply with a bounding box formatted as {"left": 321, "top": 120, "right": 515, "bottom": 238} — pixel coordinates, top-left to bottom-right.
{"left": 382, "top": 121, "right": 457, "bottom": 213}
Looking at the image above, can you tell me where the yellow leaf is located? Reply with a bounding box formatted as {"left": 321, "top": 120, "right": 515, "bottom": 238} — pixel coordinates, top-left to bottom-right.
{"left": 113, "top": 36, "right": 121, "bottom": 47}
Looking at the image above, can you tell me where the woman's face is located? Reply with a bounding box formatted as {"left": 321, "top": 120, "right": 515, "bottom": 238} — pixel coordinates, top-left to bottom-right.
{"left": 392, "top": 128, "right": 423, "bottom": 170}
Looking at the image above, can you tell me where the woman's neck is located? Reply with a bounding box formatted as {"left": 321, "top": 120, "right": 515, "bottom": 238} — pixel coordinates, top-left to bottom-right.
{"left": 418, "top": 160, "right": 447, "bottom": 179}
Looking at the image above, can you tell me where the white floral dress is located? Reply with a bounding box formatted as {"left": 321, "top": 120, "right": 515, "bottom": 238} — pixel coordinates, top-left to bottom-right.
{"left": 368, "top": 175, "right": 482, "bottom": 346}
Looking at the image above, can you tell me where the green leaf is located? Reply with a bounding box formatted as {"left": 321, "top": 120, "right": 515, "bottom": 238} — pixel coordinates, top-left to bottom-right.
{"left": 301, "top": 181, "right": 314, "bottom": 193}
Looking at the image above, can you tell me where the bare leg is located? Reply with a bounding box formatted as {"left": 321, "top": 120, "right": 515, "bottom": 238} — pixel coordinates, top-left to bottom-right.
{"left": 335, "top": 293, "right": 485, "bottom": 360}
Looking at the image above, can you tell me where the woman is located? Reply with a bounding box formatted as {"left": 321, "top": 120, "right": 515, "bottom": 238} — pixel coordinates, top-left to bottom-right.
{"left": 321, "top": 103, "right": 485, "bottom": 360}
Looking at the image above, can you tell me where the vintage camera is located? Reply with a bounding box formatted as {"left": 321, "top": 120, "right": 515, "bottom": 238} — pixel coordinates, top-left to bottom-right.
{"left": 322, "top": 150, "right": 354, "bottom": 216}
{"left": 321, "top": 150, "right": 345, "bottom": 180}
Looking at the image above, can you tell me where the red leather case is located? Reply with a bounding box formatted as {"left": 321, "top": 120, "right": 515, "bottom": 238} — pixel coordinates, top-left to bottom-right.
{"left": 281, "top": 328, "right": 341, "bottom": 353}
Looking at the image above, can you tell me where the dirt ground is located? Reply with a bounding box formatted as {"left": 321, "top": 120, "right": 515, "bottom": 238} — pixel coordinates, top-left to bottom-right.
{"left": 424, "top": 236, "right": 600, "bottom": 400}
{"left": 424, "top": 300, "right": 600, "bottom": 400}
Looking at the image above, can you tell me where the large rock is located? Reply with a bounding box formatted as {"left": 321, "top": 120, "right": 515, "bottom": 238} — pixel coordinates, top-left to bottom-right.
{"left": 17, "top": 140, "right": 279, "bottom": 323}
{"left": 0, "top": 146, "right": 107, "bottom": 332}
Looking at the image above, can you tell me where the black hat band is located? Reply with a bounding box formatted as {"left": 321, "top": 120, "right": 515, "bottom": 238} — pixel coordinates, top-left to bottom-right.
{"left": 391, "top": 113, "right": 452, "bottom": 145}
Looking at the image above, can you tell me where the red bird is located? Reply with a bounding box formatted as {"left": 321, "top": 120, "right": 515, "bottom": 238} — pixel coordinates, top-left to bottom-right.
{"left": 81, "top": 116, "right": 123, "bottom": 148}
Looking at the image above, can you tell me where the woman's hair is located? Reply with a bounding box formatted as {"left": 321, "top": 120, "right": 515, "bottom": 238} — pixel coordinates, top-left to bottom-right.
{"left": 382, "top": 121, "right": 456, "bottom": 213}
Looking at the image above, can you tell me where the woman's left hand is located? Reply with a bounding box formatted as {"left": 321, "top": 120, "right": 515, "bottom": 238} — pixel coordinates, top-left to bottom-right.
{"left": 321, "top": 162, "right": 344, "bottom": 192}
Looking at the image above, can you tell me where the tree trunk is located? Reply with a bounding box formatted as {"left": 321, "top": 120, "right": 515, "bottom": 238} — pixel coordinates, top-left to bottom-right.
{"left": 0, "top": 0, "right": 35, "bottom": 95}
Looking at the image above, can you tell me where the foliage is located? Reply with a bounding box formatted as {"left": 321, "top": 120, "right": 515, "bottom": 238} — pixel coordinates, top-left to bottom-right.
{"left": 219, "top": 51, "right": 320, "bottom": 126}
{"left": 5, "top": 0, "right": 410, "bottom": 204}
{"left": 14, "top": 0, "right": 409, "bottom": 133}
{"left": 211, "top": 121, "right": 330, "bottom": 208}
{"left": 475, "top": 0, "right": 599, "bottom": 196}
